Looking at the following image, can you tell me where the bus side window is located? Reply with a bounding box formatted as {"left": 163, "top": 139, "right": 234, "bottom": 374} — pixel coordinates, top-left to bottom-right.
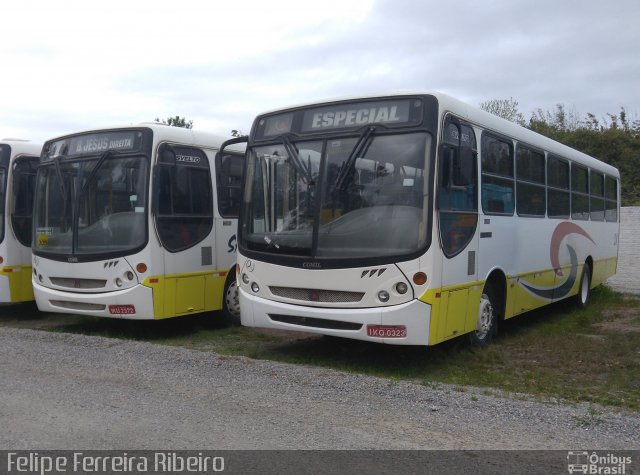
{"left": 155, "top": 146, "right": 213, "bottom": 252}
{"left": 481, "top": 134, "right": 514, "bottom": 215}
{"left": 215, "top": 152, "right": 244, "bottom": 218}
{"left": 439, "top": 119, "right": 478, "bottom": 257}
{"left": 605, "top": 175, "right": 618, "bottom": 222}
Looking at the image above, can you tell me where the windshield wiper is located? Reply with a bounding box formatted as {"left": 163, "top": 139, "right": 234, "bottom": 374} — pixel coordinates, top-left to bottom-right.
{"left": 335, "top": 126, "right": 376, "bottom": 191}
{"left": 281, "top": 135, "right": 312, "bottom": 184}
{"left": 81, "top": 150, "right": 115, "bottom": 193}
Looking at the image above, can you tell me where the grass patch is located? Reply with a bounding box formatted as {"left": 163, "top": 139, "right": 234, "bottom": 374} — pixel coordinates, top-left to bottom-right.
{"left": 1, "top": 286, "right": 639, "bottom": 410}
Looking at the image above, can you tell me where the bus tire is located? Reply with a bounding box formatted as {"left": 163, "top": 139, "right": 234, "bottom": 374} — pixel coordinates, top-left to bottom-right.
{"left": 575, "top": 263, "right": 591, "bottom": 309}
{"left": 469, "top": 290, "right": 497, "bottom": 347}
{"left": 222, "top": 271, "right": 241, "bottom": 325}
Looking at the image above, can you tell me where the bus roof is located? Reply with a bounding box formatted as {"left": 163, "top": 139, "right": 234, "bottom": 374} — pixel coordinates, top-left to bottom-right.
{"left": 0, "top": 139, "right": 43, "bottom": 158}
{"left": 42, "top": 123, "right": 245, "bottom": 154}
{"left": 255, "top": 90, "right": 619, "bottom": 178}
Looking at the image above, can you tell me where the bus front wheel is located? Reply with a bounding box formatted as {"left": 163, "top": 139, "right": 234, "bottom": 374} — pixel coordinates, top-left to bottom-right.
{"left": 222, "top": 272, "right": 241, "bottom": 325}
{"left": 469, "top": 291, "right": 497, "bottom": 347}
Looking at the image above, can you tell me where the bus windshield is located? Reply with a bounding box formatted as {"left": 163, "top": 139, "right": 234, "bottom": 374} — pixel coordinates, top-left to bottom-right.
{"left": 33, "top": 154, "right": 148, "bottom": 257}
{"left": 241, "top": 132, "right": 431, "bottom": 260}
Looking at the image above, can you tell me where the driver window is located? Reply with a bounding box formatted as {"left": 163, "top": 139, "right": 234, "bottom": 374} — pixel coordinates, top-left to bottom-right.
{"left": 438, "top": 117, "right": 478, "bottom": 258}
{"left": 155, "top": 146, "right": 213, "bottom": 252}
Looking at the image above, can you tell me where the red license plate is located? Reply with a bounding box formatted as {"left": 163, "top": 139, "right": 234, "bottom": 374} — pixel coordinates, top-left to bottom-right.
{"left": 367, "top": 325, "right": 407, "bottom": 338}
{"left": 109, "top": 305, "right": 136, "bottom": 315}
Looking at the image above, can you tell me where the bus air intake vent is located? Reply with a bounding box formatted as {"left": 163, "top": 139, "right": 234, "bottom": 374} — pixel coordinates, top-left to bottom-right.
{"left": 269, "top": 314, "right": 362, "bottom": 331}
{"left": 269, "top": 286, "right": 365, "bottom": 303}
{"left": 50, "top": 277, "right": 108, "bottom": 289}
{"left": 50, "top": 300, "right": 106, "bottom": 311}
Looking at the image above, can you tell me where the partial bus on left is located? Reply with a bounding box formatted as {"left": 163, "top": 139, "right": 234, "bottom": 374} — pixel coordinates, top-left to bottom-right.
{"left": 31, "top": 124, "right": 245, "bottom": 321}
{"left": 0, "top": 139, "right": 43, "bottom": 304}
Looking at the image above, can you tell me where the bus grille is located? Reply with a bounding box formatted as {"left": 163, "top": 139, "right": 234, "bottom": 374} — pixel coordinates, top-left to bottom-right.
{"left": 269, "top": 314, "right": 362, "bottom": 330}
{"left": 269, "top": 286, "right": 365, "bottom": 303}
{"left": 50, "top": 300, "right": 106, "bottom": 311}
{"left": 50, "top": 277, "right": 107, "bottom": 289}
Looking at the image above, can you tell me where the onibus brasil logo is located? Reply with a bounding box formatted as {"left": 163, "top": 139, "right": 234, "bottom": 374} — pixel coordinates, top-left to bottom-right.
{"left": 520, "top": 221, "right": 595, "bottom": 300}
{"left": 567, "top": 451, "right": 632, "bottom": 474}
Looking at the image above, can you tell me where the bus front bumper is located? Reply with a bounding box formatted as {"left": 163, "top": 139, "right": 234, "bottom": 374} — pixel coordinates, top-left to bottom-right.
{"left": 33, "top": 280, "right": 156, "bottom": 320}
{"left": 240, "top": 289, "right": 431, "bottom": 346}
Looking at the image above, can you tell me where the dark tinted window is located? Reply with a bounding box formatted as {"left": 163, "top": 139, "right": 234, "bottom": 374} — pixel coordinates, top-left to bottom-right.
{"left": 155, "top": 147, "right": 213, "bottom": 252}
{"left": 481, "top": 134, "right": 514, "bottom": 215}
{"left": 547, "top": 156, "right": 570, "bottom": 218}
{"left": 605, "top": 175, "right": 618, "bottom": 222}
{"left": 590, "top": 171, "right": 605, "bottom": 221}
{"left": 516, "top": 145, "right": 545, "bottom": 217}
{"left": 571, "top": 165, "right": 589, "bottom": 220}
{"left": 11, "top": 156, "right": 39, "bottom": 247}
{"left": 215, "top": 152, "right": 244, "bottom": 218}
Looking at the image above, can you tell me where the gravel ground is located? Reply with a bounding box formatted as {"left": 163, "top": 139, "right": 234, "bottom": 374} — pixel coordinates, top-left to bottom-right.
{"left": 1, "top": 326, "right": 639, "bottom": 453}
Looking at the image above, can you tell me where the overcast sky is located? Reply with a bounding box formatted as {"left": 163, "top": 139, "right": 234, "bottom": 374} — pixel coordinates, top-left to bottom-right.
{"left": 1, "top": 0, "right": 638, "bottom": 144}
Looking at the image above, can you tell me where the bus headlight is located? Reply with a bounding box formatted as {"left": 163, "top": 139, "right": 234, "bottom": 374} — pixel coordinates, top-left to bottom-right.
{"left": 395, "top": 282, "right": 408, "bottom": 294}
{"left": 242, "top": 273, "right": 250, "bottom": 284}
{"left": 115, "top": 278, "right": 123, "bottom": 287}
{"left": 125, "top": 271, "right": 134, "bottom": 281}
{"left": 251, "top": 282, "right": 260, "bottom": 293}
{"left": 378, "top": 290, "right": 390, "bottom": 302}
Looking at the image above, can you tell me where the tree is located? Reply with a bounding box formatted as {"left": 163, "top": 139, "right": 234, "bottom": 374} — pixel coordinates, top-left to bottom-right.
{"left": 231, "top": 129, "right": 244, "bottom": 137}
{"left": 479, "top": 98, "right": 526, "bottom": 126}
{"left": 154, "top": 116, "right": 193, "bottom": 129}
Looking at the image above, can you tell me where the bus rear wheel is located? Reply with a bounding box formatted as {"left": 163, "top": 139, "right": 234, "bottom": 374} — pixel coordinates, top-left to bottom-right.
{"left": 469, "top": 291, "right": 497, "bottom": 347}
{"left": 575, "top": 264, "right": 591, "bottom": 309}
{"left": 222, "top": 272, "right": 241, "bottom": 325}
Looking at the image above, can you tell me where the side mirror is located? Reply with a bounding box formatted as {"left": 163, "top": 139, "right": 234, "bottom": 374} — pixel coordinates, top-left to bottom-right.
{"left": 216, "top": 135, "right": 248, "bottom": 162}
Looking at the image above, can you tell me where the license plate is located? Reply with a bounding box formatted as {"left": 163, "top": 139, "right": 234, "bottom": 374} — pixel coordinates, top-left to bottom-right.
{"left": 367, "top": 325, "right": 407, "bottom": 338}
{"left": 109, "top": 304, "right": 136, "bottom": 315}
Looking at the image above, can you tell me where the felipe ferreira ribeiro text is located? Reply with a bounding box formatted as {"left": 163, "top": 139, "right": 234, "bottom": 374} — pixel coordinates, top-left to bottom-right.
{"left": 7, "top": 452, "right": 225, "bottom": 474}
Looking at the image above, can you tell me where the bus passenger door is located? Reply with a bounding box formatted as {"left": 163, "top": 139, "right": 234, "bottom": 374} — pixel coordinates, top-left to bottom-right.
{"left": 213, "top": 151, "right": 244, "bottom": 273}
{"left": 154, "top": 145, "right": 215, "bottom": 316}
{"left": 436, "top": 119, "right": 479, "bottom": 341}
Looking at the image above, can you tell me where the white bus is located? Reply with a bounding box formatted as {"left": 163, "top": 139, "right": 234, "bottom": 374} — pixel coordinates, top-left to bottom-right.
{"left": 232, "top": 92, "right": 619, "bottom": 346}
{"left": 32, "top": 124, "right": 245, "bottom": 321}
{"left": 0, "top": 139, "right": 42, "bottom": 303}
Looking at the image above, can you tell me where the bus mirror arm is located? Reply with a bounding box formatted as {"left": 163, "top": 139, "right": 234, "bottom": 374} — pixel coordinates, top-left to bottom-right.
{"left": 217, "top": 136, "right": 248, "bottom": 161}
